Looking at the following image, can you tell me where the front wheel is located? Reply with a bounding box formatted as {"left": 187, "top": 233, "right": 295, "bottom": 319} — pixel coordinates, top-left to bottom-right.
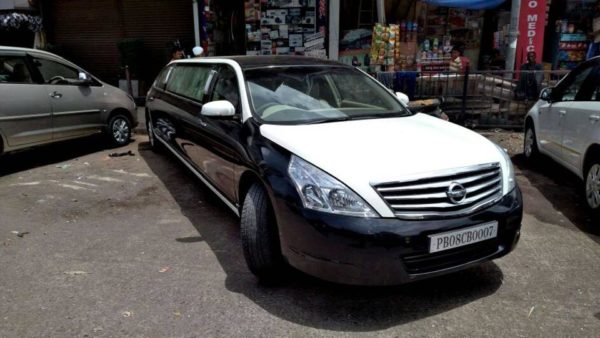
{"left": 240, "top": 183, "right": 287, "bottom": 284}
{"left": 524, "top": 125, "right": 539, "bottom": 159}
{"left": 146, "top": 116, "right": 161, "bottom": 153}
{"left": 106, "top": 114, "right": 131, "bottom": 147}
{"left": 584, "top": 161, "right": 600, "bottom": 221}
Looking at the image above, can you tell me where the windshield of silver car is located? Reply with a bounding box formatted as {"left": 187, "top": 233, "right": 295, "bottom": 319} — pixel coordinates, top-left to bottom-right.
{"left": 244, "top": 66, "right": 410, "bottom": 124}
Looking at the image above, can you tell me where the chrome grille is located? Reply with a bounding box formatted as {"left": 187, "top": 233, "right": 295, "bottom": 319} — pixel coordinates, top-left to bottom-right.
{"left": 374, "top": 163, "right": 503, "bottom": 219}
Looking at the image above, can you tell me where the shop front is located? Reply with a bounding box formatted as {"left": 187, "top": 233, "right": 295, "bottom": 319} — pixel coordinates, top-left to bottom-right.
{"left": 335, "top": 0, "right": 513, "bottom": 74}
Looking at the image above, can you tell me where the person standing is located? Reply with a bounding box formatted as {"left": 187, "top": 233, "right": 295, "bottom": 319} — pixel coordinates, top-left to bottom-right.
{"left": 516, "top": 51, "right": 543, "bottom": 100}
{"left": 170, "top": 41, "right": 185, "bottom": 62}
{"left": 449, "top": 45, "right": 470, "bottom": 74}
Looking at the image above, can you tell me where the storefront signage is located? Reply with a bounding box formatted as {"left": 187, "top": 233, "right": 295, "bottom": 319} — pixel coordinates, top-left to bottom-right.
{"left": 516, "top": 0, "right": 546, "bottom": 67}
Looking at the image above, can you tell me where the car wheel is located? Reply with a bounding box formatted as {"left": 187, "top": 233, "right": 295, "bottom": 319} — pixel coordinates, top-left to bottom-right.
{"left": 106, "top": 114, "right": 131, "bottom": 147}
{"left": 146, "top": 117, "right": 161, "bottom": 152}
{"left": 240, "top": 183, "right": 287, "bottom": 283}
{"left": 585, "top": 161, "right": 600, "bottom": 220}
{"left": 524, "top": 125, "right": 539, "bottom": 159}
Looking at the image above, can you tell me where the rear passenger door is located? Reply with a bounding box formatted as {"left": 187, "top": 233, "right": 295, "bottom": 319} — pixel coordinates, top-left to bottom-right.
{"left": 32, "top": 56, "right": 104, "bottom": 140}
{"left": 0, "top": 52, "right": 52, "bottom": 147}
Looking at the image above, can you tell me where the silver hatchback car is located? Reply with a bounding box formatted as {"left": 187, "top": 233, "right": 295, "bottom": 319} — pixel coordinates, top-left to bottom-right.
{"left": 0, "top": 46, "right": 137, "bottom": 155}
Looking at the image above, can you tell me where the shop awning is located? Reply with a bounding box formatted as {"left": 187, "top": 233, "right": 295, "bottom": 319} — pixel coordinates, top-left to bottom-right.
{"left": 422, "top": 0, "right": 505, "bottom": 10}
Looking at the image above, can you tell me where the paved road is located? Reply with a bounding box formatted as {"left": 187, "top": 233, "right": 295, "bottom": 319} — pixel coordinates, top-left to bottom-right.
{"left": 0, "top": 134, "right": 598, "bottom": 337}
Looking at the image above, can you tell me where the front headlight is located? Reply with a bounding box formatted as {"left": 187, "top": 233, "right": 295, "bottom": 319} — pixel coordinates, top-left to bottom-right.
{"left": 495, "top": 144, "right": 516, "bottom": 194}
{"left": 288, "top": 155, "right": 378, "bottom": 217}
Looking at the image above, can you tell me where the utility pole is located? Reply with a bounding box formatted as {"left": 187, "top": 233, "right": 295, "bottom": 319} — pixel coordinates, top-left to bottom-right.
{"left": 193, "top": 0, "right": 200, "bottom": 47}
{"left": 505, "top": 0, "right": 521, "bottom": 75}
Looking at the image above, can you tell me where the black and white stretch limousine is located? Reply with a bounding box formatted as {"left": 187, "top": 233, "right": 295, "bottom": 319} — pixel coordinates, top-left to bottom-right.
{"left": 146, "top": 56, "right": 522, "bottom": 285}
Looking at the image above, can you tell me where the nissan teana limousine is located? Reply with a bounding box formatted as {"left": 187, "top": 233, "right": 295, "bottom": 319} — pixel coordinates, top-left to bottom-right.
{"left": 146, "top": 56, "right": 523, "bottom": 285}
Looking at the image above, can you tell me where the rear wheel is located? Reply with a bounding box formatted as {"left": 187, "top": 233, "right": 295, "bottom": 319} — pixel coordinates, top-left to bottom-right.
{"left": 524, "top": 124, "right": 539, "bottom": 159}
{"left": 584, "top": 161, "right": 600, "bottom": 221}
{"left": 240, "top": 183, "right": 287, "bottom": 284}
{"left": 106, "top": 114, "right": 131, "bottom": 147}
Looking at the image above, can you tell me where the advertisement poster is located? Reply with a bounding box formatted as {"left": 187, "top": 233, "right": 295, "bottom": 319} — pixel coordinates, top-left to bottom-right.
{"left": 244, "top": 0, "right": 326, "bottom": 57}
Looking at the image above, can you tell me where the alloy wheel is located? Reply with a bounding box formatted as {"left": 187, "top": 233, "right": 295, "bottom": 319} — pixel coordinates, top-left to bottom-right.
{"left": 524, "top": 128, "right": 534, "bottom": 158}
{"left": 586, "top": 163, "right": 600, "bottom": 209}
{"left": 112, "top": 118, "right": 130, "bottom": 145}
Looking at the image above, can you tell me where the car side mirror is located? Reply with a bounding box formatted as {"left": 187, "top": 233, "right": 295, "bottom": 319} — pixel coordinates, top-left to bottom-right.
{"left": 76, "top": 72, "right": 92, "bottom": 86}
{"left": 201, "top": 100, "right": 236, "bottom": 118}
{"left": 396, "top": 91, "right": 409, "bottom": 105}
{"left": 540, "top": 87, "right": 552, "bottom": 102}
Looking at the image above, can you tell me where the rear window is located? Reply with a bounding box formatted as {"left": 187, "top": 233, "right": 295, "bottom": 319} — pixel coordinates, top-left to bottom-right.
{"left": 165, "top": 64, "right": 214, "bottom": 102}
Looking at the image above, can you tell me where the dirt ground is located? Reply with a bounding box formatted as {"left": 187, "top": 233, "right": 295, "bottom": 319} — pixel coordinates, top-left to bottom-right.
{"left": 479, "top": 129, "right": 524, "bottom": 157}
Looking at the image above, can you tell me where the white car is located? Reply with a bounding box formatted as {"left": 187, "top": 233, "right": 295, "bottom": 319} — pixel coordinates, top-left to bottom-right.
{"left": 147, "top": 56, "right": 522, "bottom": 285}
{"left": 524, "top": 57, "right": 600, "bottom": 219}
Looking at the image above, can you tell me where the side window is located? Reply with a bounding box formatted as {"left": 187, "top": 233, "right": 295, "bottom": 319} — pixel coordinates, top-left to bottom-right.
{"left": 211, "top": 66, "right": 240, "bottom": 109}
{"left": 559, "top": 66, "right": 593, "bottom": 102}
{"left": 0, "top": 56, "right": 33, "bottom": 84}
{"left": 589, "top": 66, "right": 600, "bottom": 101}
{"left": 153, "top": 66, "right": 172, "bottom": 90}
{"left": 165, "top": 64, "right": 213, "bottom": 102}
{"left": 34, "top": 58, "right": 79, "bottom": 83}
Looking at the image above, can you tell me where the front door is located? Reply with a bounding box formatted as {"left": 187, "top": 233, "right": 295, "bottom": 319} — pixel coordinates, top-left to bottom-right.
{"left": 0, "top": 53, "right": 52, "bottom": 147}
{"left": 32, "top": 57, "right": 104, "bottom": 140}
{"left": 539, "top": 64, "right": 594, "bottom": 161}
{"left": 561, "top": 64, "right": 600, "bottom": 172}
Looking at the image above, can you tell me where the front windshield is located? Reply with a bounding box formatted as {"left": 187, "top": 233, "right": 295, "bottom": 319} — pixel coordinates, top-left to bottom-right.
{"left": 245, "top": 66, "right": 410, "bottom": 124}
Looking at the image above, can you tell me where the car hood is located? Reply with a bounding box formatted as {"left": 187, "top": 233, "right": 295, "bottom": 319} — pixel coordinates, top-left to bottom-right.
{"left": 259, "top": 113, "right": 505, "bottom": 217}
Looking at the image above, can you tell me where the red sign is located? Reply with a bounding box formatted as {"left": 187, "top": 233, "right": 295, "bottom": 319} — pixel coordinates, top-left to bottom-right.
{"left": 516, "top": 0, "right": 546, "bottom": 69}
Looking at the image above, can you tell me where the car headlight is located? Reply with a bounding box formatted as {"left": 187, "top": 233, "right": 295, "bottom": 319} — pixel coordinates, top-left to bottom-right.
{"left": 494, "top": 144, "right": 516, "bottom": 194}
{"left": 288, "top": 155, "right": 378, "bottom": 217}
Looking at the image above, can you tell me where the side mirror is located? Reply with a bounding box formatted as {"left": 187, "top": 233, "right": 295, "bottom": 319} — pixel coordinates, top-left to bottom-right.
{"left": 201, "top": 100, "right": 236, "bottom": 118}
{"left": 396, "top": 91, "right": 409, "bottom": 105}
{"left": 76, "top": 72, "right": 92, "bottom": 86}
{"left": 540, "top": 87, "right": 552, "bottom": 102}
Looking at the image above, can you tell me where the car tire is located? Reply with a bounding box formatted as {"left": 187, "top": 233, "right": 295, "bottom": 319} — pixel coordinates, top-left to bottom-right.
{"left": 584, "top": 160, "right": 600, "bottom": 221}
{"left": 146, "top": 117, "right": 161, "bottom": 153}
{"left": 240, "top": 183, "right": 287, "bottom": 284}
{"left": 524, "top": 124, "right": 539, "bottom": 159}
{"left": 106, "top": 114, "right": 131, "bottom": 147}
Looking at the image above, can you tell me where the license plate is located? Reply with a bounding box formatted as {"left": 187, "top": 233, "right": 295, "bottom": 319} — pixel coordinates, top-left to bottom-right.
{"left": 428, "top": 221, "right": 498, "bottom": 253}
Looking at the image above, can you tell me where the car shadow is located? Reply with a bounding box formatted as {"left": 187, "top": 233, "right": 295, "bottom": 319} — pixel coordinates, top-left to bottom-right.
{"left": 0, "top": 134, "right": 136, "bottom": 177}
{"left": 512, "top": 153, "right": 600, "bottom": 240}
{"left": 139, "top": 142, "right": 505, "bottom": 331}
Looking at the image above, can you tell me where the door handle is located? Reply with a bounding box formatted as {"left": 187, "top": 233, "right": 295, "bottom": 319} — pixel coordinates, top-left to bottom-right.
{"left": 590, "top": 115, "right": 600, "bottom": 122}
{"left": 559, "top": 110, "right": 567, "bottom": 116}
{"left": 199, "top": 119, "right": 207, "bottom": 127}
{"left": 147, "top": 96, "right": 155, "bottom": 102}
{"left": 50, "top": 91, "right": 62, "bottom": 98}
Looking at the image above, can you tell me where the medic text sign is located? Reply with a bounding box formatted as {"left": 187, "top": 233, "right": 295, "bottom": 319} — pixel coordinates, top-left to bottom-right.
{"left": 516, "top": 0, "right": 546, "bottom": 68}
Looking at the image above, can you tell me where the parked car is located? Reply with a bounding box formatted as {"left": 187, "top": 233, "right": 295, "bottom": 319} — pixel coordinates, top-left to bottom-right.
{"left": 146, "top": 56, "right": 522, "bottom": 285}
{"left": 524, "top": 57, "right": 600, "bottom": 220}
{"left": 0, "top": 46, "right": 137, "bottom": 155}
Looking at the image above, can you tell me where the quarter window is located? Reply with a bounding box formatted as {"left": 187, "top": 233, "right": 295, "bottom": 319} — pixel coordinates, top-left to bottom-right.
{"left": 0, "top": 56, "right": 33, "bottom": 84}
{"left": 166, "top": 64, "right": 214, "bottom": 102}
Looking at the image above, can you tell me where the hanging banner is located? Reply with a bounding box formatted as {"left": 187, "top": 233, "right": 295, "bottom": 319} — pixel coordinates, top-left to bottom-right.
{"left": 516, "top": 0, "right": 546, "bottom": 69}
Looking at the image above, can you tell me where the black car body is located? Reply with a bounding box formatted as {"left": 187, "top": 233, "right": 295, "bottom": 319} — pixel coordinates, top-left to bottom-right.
{"left": 146, "top": 56, "right": 522, "bottom": 285}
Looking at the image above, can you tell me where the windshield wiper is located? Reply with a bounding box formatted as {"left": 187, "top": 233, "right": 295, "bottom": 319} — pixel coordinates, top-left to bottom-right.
{"left": 305, "top": 116, "right": 352, "bottom": 124}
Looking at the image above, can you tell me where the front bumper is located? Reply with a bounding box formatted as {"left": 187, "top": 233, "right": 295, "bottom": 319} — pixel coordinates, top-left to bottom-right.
{"left": 274, "top": 187, "right": 523, "bottom": 286}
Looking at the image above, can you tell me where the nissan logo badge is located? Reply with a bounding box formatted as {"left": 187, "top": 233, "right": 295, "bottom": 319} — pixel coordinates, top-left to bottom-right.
{"left": 447, "top": 182, "right": 467, "bottom": 204}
